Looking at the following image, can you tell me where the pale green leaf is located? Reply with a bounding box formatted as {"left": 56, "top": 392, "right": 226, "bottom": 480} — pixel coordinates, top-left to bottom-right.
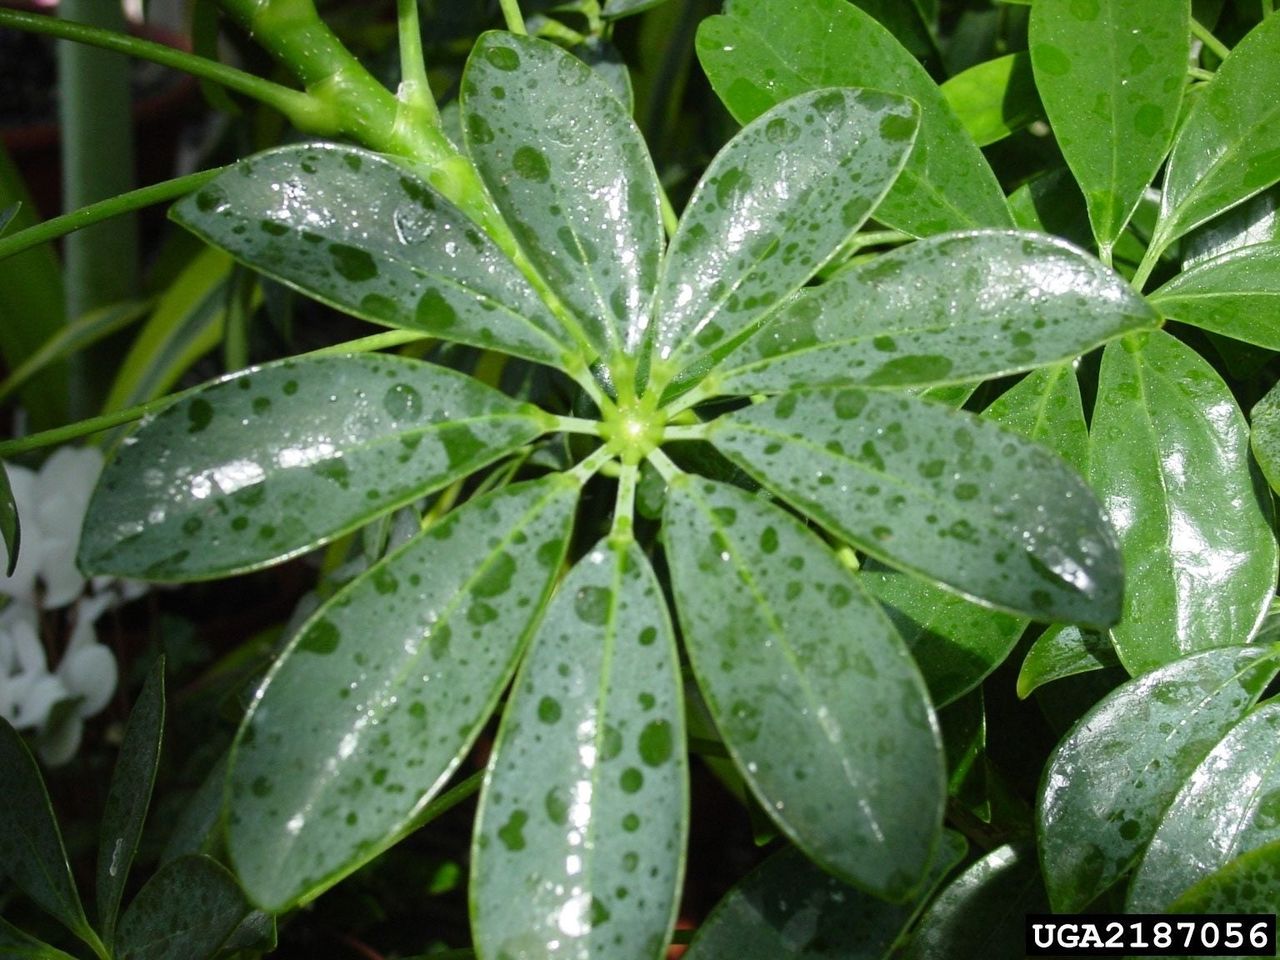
{"left": 1016, "top": 625, "right": 1120, "bottom": 699}
{"left": 1151, "top": 241, "right": 1280, "bottom": 349}
{"left": 115, "top": 855, "right": 247, "bottom": 960}
{"left": 1251, "top": 378, "right": 1280, "bottom": 495}
{"left": 941, "top": 53, "right": 1042, "bottom": 147}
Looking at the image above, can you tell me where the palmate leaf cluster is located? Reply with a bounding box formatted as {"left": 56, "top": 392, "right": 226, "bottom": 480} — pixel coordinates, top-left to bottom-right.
{"left": 4, "top": 0, "right": 1280, "bottom": 956}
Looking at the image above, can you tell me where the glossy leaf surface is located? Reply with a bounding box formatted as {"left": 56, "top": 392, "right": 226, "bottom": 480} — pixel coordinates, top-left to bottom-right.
{"left": 80, "top": 355, "right": 547, "bottom": 580}
{"left": 712, "top": 231, "right": 1155, "bottom": 395}
{"left": 683, "top": 833, "right": 966, "bottom": 960}
{"left": 1016, "top": 625, "right": 1119, "bottom": 699}
{"left": 1090, "top": 332, "right": 1277, "bottom": 674}
{"left": 1037, "top": 645, "right": 1280, "bottom": 912}
{"left": 1251, "top": 379, "right": 1280, "bottom": 495}
{"left": 1029, "top": 0, "right": 1187, "bottom": 250}
{"left": 710, "top": 389, "right": 1122, "bottom": 626}
{"left": 1128, "top": 701, "right": 1280, "bottom": 911}
{"left": 115, "top": 855, "right": 248, "bottom": 960}
{"left": 97, "top": 658, "right": 165, "bottom": 942}
{"left": 695, "top": 0, "right": 1012, "bottom": 237}
{"left": 664, "top": 478, "right": 944, "bottom": 899}
{"left": 1, "top": 461, "right": 17, "bottom": 577}
{"left": 462, "top": 32, "right": 662, "bottom": 362}
{"left": 227, "top": 478, "right": 577, "bottom": 910}
{"left": 1156, "top": 12, "right": 1280, "bottom": 248}
{"left": 651, "top": 88, "right": 918, "bottom": 375}
{"left": 1150, "top": 241, "right": 1280, "bottom": 350}
{"left": 1166, "top": 839, "right": 1280, "bottom": 914}
{"left": 173, "top": 143, "right": 576, "bottom": 367}
{"left": 1182, "top": 185, "right": 1280, "bottom": 268}
{"left": 940, "top": 53, "right": 1042, "bottom": 147}
{"left": 471, "top": 539, "right": 686, "bottom": 960}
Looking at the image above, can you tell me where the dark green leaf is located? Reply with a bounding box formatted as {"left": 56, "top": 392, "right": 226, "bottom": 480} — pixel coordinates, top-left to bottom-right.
{"left": 1166, "top": 838, "right": 1280, "bottom": 914}
{"left": 172, "top": 143, "right": 577, "bottom": 368}
{"left": 0, "top": 202, "right": 17, "bottom": 236}
{"left": 1089, "top": 331, "right": 1277, "bottom": 674}
{"left": 472, "top": 539, "right": 686, "bottom": 960}
{"left": 1154, "top": 12, "right": 1280, "bottom": 250}
{"left": 1182, "top": 184, "right": 1279, "bottom": 268}
{"left": 0, "top": 918, "right": 79, "bottom": 960}
{"left": 1128, "top": 700, "right": 1280, "bottom": 910}
{"left": 941, "top": 53, "right": 1043, "bottom": 147}
{"left": 115, "top": 855, "right": 248, "bottom": 960}
{"left": 1151, "top": 241, "right": 1280, "bottom": 349}
{"left": 97, "top": 658, "right": 165, "bottom": 943}
{"left": 462, "top": 32, "right": 662, "bottom": 364}
{"left": 664, "top": 478, "right": 944, "bottom": 899}
{"left": 160, "top": 754, "right": 225, "bottom": 865}
{"left": 1008, "top": 168, "right": 1094, "bottom": 252}
{"left": 847, "top": 0, "right": 942, "bottom": 73}
{"left": 1037, "top": 644, "right": 1280, "bottom": 912}
{"left": 709, "top": 389, "right": 1122, "bottom": 626}
{"left": 1029, "top": 0, "right": 1188, "bottom": 252}
{"left": 1251, "top": 378, "right": 1280, "bottom": 495}
{"left": 1016, "top": 625, "right": 1120, "bottom": 699}
{"left": 653, "top": 87, "right": 917, "bottom": 385}
{"left": 227, "top": 477, "right": 577, "bottom": 910}
{"left": 80, "top": 355, "right": 548, "bottom": 580}
{"left": 711, "top": 232, "right": 1155, "bottom": 395}
{"left": 1, "top": 461, "right": 18, "bottom": 578}
{"left": 695, "top": 0, "right": 1012, "bottom": 237}
{"left": 984, "top": 363, "right": 1089, "bottom": 474}
{"left": 683, "top": 833, "right": 966, "bottom": 960}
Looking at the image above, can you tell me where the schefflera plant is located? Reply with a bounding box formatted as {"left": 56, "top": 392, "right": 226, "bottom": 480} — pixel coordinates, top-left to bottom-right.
{"left": 78, "top": 31, "right": 1155, "bottom": 957}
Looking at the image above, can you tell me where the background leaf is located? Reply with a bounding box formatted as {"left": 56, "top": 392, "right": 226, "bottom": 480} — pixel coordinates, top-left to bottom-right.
{"left": 0, "top": 918, "right": 80, "bottom": 960}
{"left": 80, "top": 355, "right": 548, "bottom": 580}
{"left": 227, "top": 478, "right": 576, "bottom": 910}
{"left": 695, "top": 0, "right": 1012, "bottom": 237}
{"left": 471, "top": 539, "right": 686, "bottom": 960}
{"left": 115, "top": 855, "right": 248, "bottom": 960}
{"left": 1166, "top": 838, "right": 1280, "bottom": 915}
{"left": 1, "top": 462, "right": 18, "bottom": 578}
{"left": 1089, "top": 331, "right": 1278, "bottom": 674}
{"left": 664, "top": 478, "right": 944, "bottom": 899}
{"left": 1150, "top": 241, "right": 1280, "bottom": 349}
{"left": 940, "top": 53, "right": 1043, "bottom": 147}
{"left": 1016, "top": 625, "right": 1120, "bottom": 699}
{"left": 1251, "top": 379, "right": 1280, "bottom": 495}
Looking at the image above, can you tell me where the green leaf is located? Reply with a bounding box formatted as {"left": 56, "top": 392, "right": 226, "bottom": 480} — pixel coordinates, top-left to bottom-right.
{"left": 1, "top": 461, "right": 18, "bottom": 578}
{"left": 652, "top": 88, "right": 918, "bottom": 384}
{"left": 709, "top": 389, "right": 1122, "bottom": 626}
{"left": 695, "top": 0, "right": 1012, "bottom": 238}
{"left": 0, "top": 202, "right": 16, "bottom": 236}
{"left": 710, "top": 232, "right": 1155, "bottom": 395}
{"left": 683, "top": 833, "right": 966, "bottom": 960}
{"left": 1128, "top": 700, "right": 1280, "bottom": 910}
{"left": 227, "top": 477, "right": 577, "bottom": 911}
{"left": 115, "top": 855, "right": 248, "bottom": 960}
{"left": 1182, "top": 184, "right": 1279, "bottom": 268}
{"left": 1089, "top": 331, "right": 1278, "bottom": 675}
{"left": 847, "top": 0, "right": 943, "bottom": 74}
{"left": 96, "top": 658, "right": 165, "bottom": 944}
{"left": 79, "top": 355, "right": 548, "bottom": 580}
{"left": 1251, "top": 379, "right": 1280, "bottom": 495}
{"left": 1037, "top": 644, "right": 1280, "bottom": 912}
{"left": 0, "top": 718, "right": 95, "bottom": 949}
{"left": 1029, "top": 0, "right": 1188, "bottom": 252}
{"left": 461, "top": 33, "right": 661, "bottom": 365}
{"left": 1165, "top": 838, "right": 1280, "bottom": 914}
{"left": 941, "top": 53, "right": 1043, "bottom": 147}
{"left": 160, "top": 754, "right": 226, "bottom": 865}
{"left": 984, "top": 363, "right": 1089, "bottom": 474}
{"left": 1016, "top": 625, "right": 1120, "bottom": 699}
{"left": 1150, "top": 241, "right": 1280, "bottom": 349}
{"left": 1008, "top": 168, "right": 1094, "bottom": 253}
{"left": 602, "top": 0, "right": 673, "bottom": 19}
{"left": 900, "top": 844, "right": 1048, "bottom": 960}
{"left": 172, "top": 143, "right": 577, "bottom": 368}
{"left": 1154, "top": 12, "right": 1280, "bottom": 251}
{"left": 663, "top": 478, "right": 944, "bottom": 899}
{"left": 471, "top": 539, "right": 687, "bottom": 960}
{"left": 0, "top": 918, "right": 80, "bottom": 960}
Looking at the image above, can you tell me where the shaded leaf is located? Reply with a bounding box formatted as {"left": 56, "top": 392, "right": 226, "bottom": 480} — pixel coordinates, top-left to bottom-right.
{"left": 602, "top": 0, "right": 672, "bottom": 19}
{"left": 1016, "top": 625, "right": 1120, "bottom": 699}
{"left": 711, "top": 232, "right": 1155, "bottom": 395}
{"left": 472, "top": 539, "right": 686, "bottom": 960}
{"left": 1, "top": 461, "right": 18, "bottom": 578}
{"left": 0, "top": 202, "right": 16, "bottom": 236}
{"left": 1151, "top": 241, "right": 1280, "bottom": 349}
{"left": 1008, "top": 168, "right": 1094, "bottom": 252}
{"left": 1089, "top": 331, "right": 1277, "bottom": 674}
{"left": 941, "top": 53, "right": 1042, "bottom": 147}
{"left": 695, "top": 0, "right": 1012, "bottom": 237}
{"left": 1166, "top": 838, "right": 1280, "bottom": 914}
{"left": 172, "top": 143, "right": 577, "bottom": 368}
{"left": 1037, "top": 644, "right": 1280, "bottom": 912}
{"left": 709, "top": 388, "right": 1121, "bottom": 626}
{"left": 0, "top": 918, "right": 79, "bottom": 960}
{"left": 80, "top": 355, "right": 548, "bottom": 580}
{"left": 115, "top": 855, "right": 247, "bottom": 960}
{"left": 227, "top": 477, "right": 577, "bottom": 910}
{"left": 1251, "top": 378, "right": 1280, "bottom": 495}
{"left": 664, "top": 478, "right": 944, "bottom": 899}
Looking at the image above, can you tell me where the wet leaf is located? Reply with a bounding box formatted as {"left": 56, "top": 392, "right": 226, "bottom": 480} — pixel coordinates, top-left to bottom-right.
{"left": 1251, "top": 379, "right": 1280, "bottom": 495}
{"left": 940, "top": 53, "right": 1043, "bottom": 147}
{"left": 1016, "top": 625, "right": 1120, "bottom": 699}
{"left": 683, "top": 833, "right": 966, "bottom": 960}
{"left": 1150, "top": 241, "right": 1280, "bottom": 350}
{"left": 115, "top": 855, "right": 248, "bottom": 960}
{"left": 80, "top": 355, "right": 548, "bottom": 581}
{"left": 462, "top": 32, "right": 662, "bottom": 363}
{"left": 1166, "top": 838, "right": 1280, "bottom": 914}
{"left": 1089, "top": 331, "right": 1277, "bottom": 675}
{"left": 1029, "top": 0, "right": 1188, "bottom": 252}
{"left": 0, "top": 460, "right": 18, "bottom": 578}
{"left": 97, "top": 658, "right": 165, "bottom": 944}
{"left": 227, "top": 478, "right": 577, "bottom": 911}
{"left": 695, "top": 0, "right": 1012, "bottom": 237}
{"left": 711, "top": 232, "right": 1155, "bottom": 395}
{"left": 1154, "top": 12, "right": 1280, "bottom": 251}
{"left": 652, "top": 88, "right": 918, "bottom": 384}
{"left": 1128, "top": 700, "right": 1280, "bottom": 910}
{"left": 1182, "top": 185, "right": 1280, "bottom": 269}
{"left": 471, "top": 539, "right": 686, "bottom": 960}
{"left": 708, "top": 389, "right": 1122, "bottom": 626}
{"left": 1037, "top": 644, "right": 1280, "bottom": 912}
{"left": 172, "top": 143, "right": 577, "bottom": 368}
{"left": 664, "top": 478, "right": 944, "bottom": 899}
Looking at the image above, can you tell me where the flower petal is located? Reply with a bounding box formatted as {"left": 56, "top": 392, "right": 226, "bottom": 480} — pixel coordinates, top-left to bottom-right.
{"left": 58, "top": 643, "right": 117, "bottom": 717}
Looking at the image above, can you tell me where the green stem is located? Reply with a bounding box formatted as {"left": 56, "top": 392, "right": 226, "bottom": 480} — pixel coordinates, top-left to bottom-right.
{"left": 1130, "top": 237, "right": 1167, "bottom": 292}
{"left": 662, "top": 422, "right": 710, "bottom": 441}
{"left": 1188, "top": 65, "right": 1216, "bottom": 82}
{"left": 567, "top": 446, "right": 614, "bottom": 486}
{"left": 0, "top": 169, "right": 226, "bottom": 265}
{"left": 1191, "top": 17, "right": 1232, "bottom": 61}
{"left": 550, "top": 415, "right": 606, "bottom": 436}
{"left": 659, "top": 185, "right": 679, "bottom": 240}
{"left": 645, "top": 447, "right": 682, "bottom": 483}
{"left": 499, "top": 0, "right": 528, "bottom": 34}
{"left": 394, "top": 0, "right": 440, "bottom": 129}
{"left": 610, "top": 462, "right": 638, "bottom": 541}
